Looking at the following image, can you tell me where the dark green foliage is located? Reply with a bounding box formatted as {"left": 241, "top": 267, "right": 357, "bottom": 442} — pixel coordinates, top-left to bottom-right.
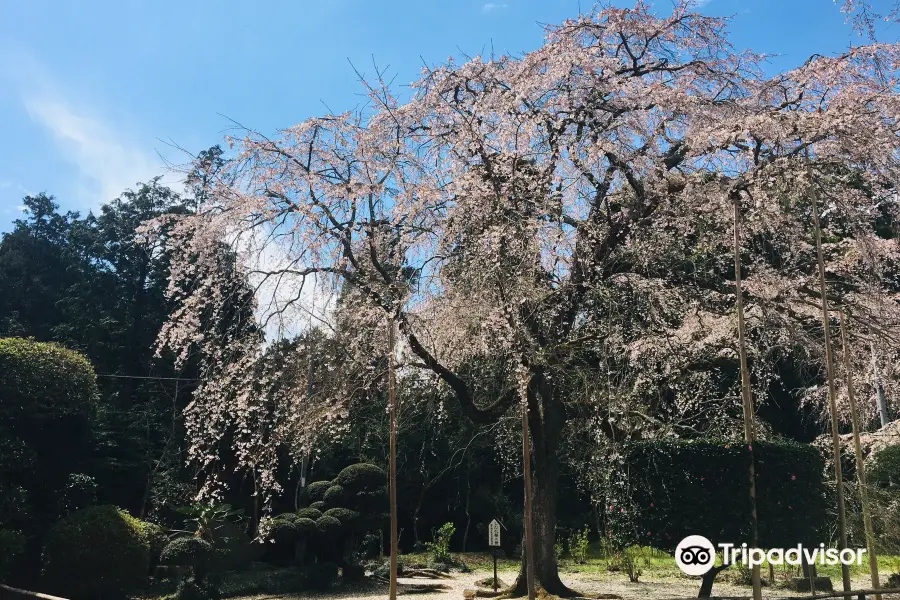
{"left": 323, "top": 508, "right": 360, "bottom": 529}
{"left": 0, "top": 339, "right": 97, "bottom": 528}
{"left": 139, "top": 521, "right": 170, "bottom": 566}
{"left": 315, "top": 515, "right": 342, "bottom": 536}
{"left": 342, "top": 564, "right": 365, "bottom": 581}
{"left": 263, "top": 520, "right": 300, "bottom": 566}
{"left": 174, "top": 577, "right": 221, "bottom": 600}
{"left": 322, "top": 484, "right": 347, "bottom": 507}
{"left": 160, "top": 537, "right": 214, "bottom": 574}
{"left": 304, "top": 481, "right": 332, "bottom": 503}
{"left": 336, "top": 463, "right": 386, "bottom": 491}
{"left": 301, "top": 562, "right": 339, "bottom": 590}
{"left": 0, "top": 529, "right": 25, "bottom": 582}
{"left": 293, "top": 517, "right": 319, "bottom": 538}
{"left": 41, "top": 505, "right": 150, "bottom": 598}
{"left": 296, "top": 507, "right": 322, "bottom": 520}
{"left": 310, "top": 501, "right": 326, "bottom": 511}
{"left": 272, "top": 512, "right": 299, "bottom": 524}
{"left": 59, "top": 473, "right": 98, "bottom": 516}
{"left": 426, "top": 522, "right": 455, "bottom": 562}
{"left": 607, "top": 439, "right": 828, "bottom": 552}
{"left": 209, "top": 521, "right": 259, "bottom": 570}
{"left": 868, "top": 444, "right": 900, "bottom": 489}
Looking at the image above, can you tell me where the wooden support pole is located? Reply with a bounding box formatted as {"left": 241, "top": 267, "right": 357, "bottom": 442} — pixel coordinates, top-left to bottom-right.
{"left": 732, "top": 192, "right": 763, "bottom": 600}
{"left": 520, "top": 373, "right": 537, "bottom": 600}
{"left": 388, "top": 319, "right": 399, "bottom": 600}
{"left": 808, "top": 165, "right": 852, "bottom": 594}
{"left": 839, "top": 312, "right": 882, "bottom": 600}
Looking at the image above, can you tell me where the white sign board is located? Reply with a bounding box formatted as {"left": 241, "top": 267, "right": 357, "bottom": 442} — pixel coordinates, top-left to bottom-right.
{"left": 488, "top": 519, "right": 501, "bottom": 547}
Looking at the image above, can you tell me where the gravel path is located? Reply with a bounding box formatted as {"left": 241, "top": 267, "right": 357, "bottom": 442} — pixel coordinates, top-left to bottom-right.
{"left": 234, "top": 569, "right": 878, "bottom": 600}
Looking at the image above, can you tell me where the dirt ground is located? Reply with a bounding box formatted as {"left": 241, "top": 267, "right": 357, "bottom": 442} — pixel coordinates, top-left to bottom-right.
{"left": 235, "top": 568, "right": 879, "bottom": 600}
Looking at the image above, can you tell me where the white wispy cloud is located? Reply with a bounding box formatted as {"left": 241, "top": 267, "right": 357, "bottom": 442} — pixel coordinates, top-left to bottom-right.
{"left": 23, "top": 96, "right": 168, "bottom": 209}
{"left": 482, "top": 3, "right": 509, "bottom": 14}
{"left": 1, "top": 48, "right": 177, "bottom": 212}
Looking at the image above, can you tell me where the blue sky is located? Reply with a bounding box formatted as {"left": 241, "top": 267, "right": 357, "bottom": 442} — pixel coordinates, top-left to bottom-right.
{"left": 0, "top": 0, "right": 895, "bottom": 231}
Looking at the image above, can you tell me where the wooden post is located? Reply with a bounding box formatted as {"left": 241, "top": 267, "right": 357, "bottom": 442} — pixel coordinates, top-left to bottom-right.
{"left": 732, "top": 192, "right": 764, "bottom": 600}
{"left": 808, "top": 164, "right": 852, "bottom": 594}
{"left": 388, "top": 320, "right": 399, "bottom": 600}
{"left": 839, "top": 312, "right": 882, "bottom": 600}
{"left": 520, "top": 373, "right": 537, "bottom": 600}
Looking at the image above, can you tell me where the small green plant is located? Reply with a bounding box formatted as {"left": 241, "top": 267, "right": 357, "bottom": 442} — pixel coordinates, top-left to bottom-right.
{"left": 425, "top": 522, "right": 455, "bottom": 563}
{"left": 555, "top": 541, "right": 565, "bottom": 561}
{"left": 623, "top": 546, "right": 643, "bottom": 583}
{"left": 568, "top": 526, "right": 590, "bottom": 564}
{"left": 175, "top": 503, "right": 243, "bottom": 541}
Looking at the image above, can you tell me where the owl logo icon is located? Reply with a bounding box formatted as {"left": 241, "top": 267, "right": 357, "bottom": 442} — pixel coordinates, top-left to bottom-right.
{"left": 675, "top": 535, "right": 716, "bottom": 576}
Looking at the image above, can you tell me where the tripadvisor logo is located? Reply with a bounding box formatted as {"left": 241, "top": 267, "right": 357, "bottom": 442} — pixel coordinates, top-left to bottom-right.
{"left": 675, "top": 535, "right": 867, "bottom": 576}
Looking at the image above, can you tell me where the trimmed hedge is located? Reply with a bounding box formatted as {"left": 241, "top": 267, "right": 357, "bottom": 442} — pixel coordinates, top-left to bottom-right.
{"left": 41, "top": 505, "right": 150, "bottom": 598}
{"left": 139, "top": 520, "right": 170, "bottom": 566}
{"left": 607, "top": 439, "right": 828, "bottom": 552}
{"left": 310, "top": 501, "right": 326, "bottom": 511}
{"left": 296, "top": 507, "right": 322, "bottom": 520}
{"left": 161, "top": 537, "right": 214, "bottom": 576}
{"left": 323, "top": 508, "right": 360, "bottom": 529}
{"left": 336, "top": 463, "right": 386, "bottom": 490}
{"left": 322, "top": 485, "right": 347, "bottom": 507}
{"left": 304, "top": 481, "right": 333, "bottom": 503}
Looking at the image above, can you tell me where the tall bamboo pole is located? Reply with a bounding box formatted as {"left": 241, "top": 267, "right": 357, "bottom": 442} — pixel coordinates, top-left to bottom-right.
{"left": 808, "top": 164, "right": 852, "bottom": 593}
{"left": 839, "top": 312, "right": 882, "bottom": 600}
{"left": 388, "top": 320, "right": 399, "bottom": 600}
{"left": 732, "top": 192, "right": 763, "bottom": 600}
{"left": 520, "top": 373, "right": 537, "bottom": 600}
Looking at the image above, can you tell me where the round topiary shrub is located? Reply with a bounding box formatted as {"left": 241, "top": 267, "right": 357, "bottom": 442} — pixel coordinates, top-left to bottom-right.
{"left": 273, "top": 512, "right": 299, "bottom": 524}
{"left": 302, "top": 561, "right": 339, "bottom": 590}
{"left": 296, "top": 507, "right": 322, "bottom": 520}
{"left": 316, "top": 515, "right": 342, "bottom": 536}
{"left": 304, "top": 480, "right": 333, "bottom": 503}
{"left": 41, "top": 505, "right": 150, "bottom": 598}
{"left": 161, "top": 537, "right": 214, "bottom": 578}
{"left": 323, "top": 508, "right": 360, "bottom": 528}
{"left": 310, "top": 501, "right": 326, "bottom": 511}
{"left": 322, "top": 484, "right": 347, "bottom": 507}
{"left": 294, "top": 517, "right": 319, "bottom": 538}
{"left": 336, "top": 463, "right": 386, "bottom": 490}
{"left": 263, "top": 519, "right": 300, "bottom": 566}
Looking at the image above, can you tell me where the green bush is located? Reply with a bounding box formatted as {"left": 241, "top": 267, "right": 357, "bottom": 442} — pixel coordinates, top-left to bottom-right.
{"left": 273, "top": 512, "right": 298, "bottom": 524}
{"left": 41, "top": 505, "right": 150, "bottom": 598}
{"left": 336, "top": 463, "right": 386, "bottom": 490}
{"left": 324, "top": 507, "right": 360, "bottom": 528}
{"left": 161, "top": 537, "right": 214, "bottom": 577}
{"left": 607, "top": 439, "right": 828, "bottom": 552}
{"left": 294, "top": 517, "right": 319, "bottom": 538}
{"left": 869, "top": 444, "right": 900, "bottom": 489}
{"left": 426, "top": 522, "right": 455, "bottom": 563}
{"left": 322, "top": 484, "right": 347, "bottom": 507}
{"left": 297, "top": 507, "right": 322, "bottom": 520}
{"left": 316, "top": 515, "right": 342, "bottom": 536}
{"left": 60, "top": 473, "right": 97, "bottom": 516}
{"left": 310, "top": 501, "right": 326, "bottom": 511}
{"left": 302, "top": 561, "right": 339, "bottom": 590}
{"left": 0, "top": 529, "right": 25, "bottom": 582}
{"left": 304, "top": 481, "right": 333, "bottom": 503}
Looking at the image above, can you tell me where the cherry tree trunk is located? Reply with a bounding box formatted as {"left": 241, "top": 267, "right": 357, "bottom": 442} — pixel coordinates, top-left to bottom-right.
{"left": 510, "top": 377, "right": 577, "bottom": 597}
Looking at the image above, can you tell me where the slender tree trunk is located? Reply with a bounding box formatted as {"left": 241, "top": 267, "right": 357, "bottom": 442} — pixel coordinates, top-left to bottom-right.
{"left": 808, "top": 165, "right": 852, "bottom": 593}
{"left": 839, "top": 313, "right": 882, "bottom": 600}
{"left": 732, "top": 192, "right": 763, "bottom": 600}
{"left": 870, "top": 341, "right": 890, "bottom": 428}
{"left": 462, "top": 466, "right": 472, "bottom": 552}
{"left": 388, "top": 320, "right": 399, "bottom": 600}
{"left": 698, "top": 564, "right": 730, "bottom": 598}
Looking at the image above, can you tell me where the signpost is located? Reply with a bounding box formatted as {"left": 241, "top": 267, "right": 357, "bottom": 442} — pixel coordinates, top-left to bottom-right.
{"left": 489, "top": 519, "right": 501, "bottom": 591}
